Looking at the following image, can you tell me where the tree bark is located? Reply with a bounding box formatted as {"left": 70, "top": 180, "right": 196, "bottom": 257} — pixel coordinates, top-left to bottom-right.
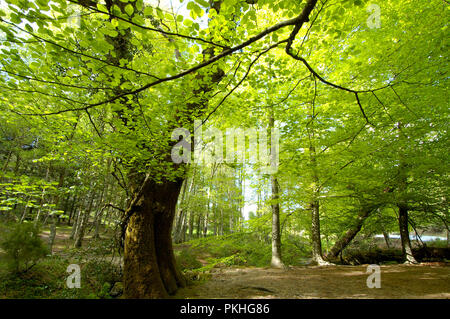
{"left": 74, "top": 192, "right": 95, "bottom": 248}
{"left": 327, "top": 205, "right": 375, "bottom": 259}
{"left": 74, "top": 210, "right": 89, "bottom": 248}
{"left": 270, "top": 175, "right": 284, "bottom": 268}
{"left": 48, "top": 221, "right": 56, "bottom": 254}
{"left": 310, "top": 199, "right": 328, "bottom": 265}
{"left": 70, "top": 209, "right": 81, "bottom": 240}
{"left": 398, "top": 205, "right": 418, "bottom": 264}
{"left": 382, "top": 231, "right": 391, "bottom": 248}
{"left": 123, "top": 178, "right": 186, "bottom": 298}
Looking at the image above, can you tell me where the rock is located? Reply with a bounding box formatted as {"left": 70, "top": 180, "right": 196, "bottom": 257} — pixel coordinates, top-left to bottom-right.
{"left": 109, "top": 282, "right": 123, "bottom": 298}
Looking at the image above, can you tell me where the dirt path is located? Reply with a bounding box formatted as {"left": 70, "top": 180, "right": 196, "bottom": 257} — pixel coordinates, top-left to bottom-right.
{"left": 175, "top": 263, "right": 450, "bottom": 299}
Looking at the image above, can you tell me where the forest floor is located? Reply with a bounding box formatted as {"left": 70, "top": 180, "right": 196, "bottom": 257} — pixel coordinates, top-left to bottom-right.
{"left": 175, "top": 263, "right": 450, "bottom": 299}
{"left": 13, "top": 226, "right": 447, "bottom": 299}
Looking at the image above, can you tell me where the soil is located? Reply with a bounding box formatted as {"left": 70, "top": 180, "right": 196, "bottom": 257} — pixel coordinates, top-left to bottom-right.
{"left": 175, "top": 263, "right": 450, "bottom": 299}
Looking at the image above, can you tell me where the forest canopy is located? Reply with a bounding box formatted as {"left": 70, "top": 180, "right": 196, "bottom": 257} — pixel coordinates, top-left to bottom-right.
{"left": 0, "top": 0, "right": 448, "bottom": 299}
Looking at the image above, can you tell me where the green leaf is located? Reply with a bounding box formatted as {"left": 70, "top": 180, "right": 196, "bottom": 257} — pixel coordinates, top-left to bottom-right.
{"left": 124, "top": 4, "right": 134, "bottom": 16}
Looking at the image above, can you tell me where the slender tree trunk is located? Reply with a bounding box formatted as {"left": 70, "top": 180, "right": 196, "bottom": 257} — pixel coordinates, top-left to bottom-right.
{"left": 73, "top": 210, "right": 89, "bottom": 247}
{"left": 93, "top": 206, "right": 105, "bottom": 239}
{"left": 213, "top": 202, "right": 217, "bottom": 236}
{"left": 220, "top": 209, "right": 224, "bottom": 236}
{"left": 398, "top": 205, "right": 418, "bottom": 264}
{"left": 14, "top": 153, "right": 20, "bottom": 174}
{"left": 447, "top": 228, "right": 449, "bottom": 248}
{"left": 173, "top": 178, "right": 189, "bottom": 242}
{"left": 181, "top": 211, "right": 187, "bottom": 242}
{"left": 19, "top": 198, "right": 30, "bottom": 223}
{"left": 310, "top": 199, "right": 328, "bottom": 265}
{"left": 203, "top": 210, "right": 209, "bottom": 238}
{"left": 68, "top": 193, "right": 78, "bottom": 226}
{"left": 70, "top": 209, "right": 81, "bottom": 240}
{"left": 382, "top": 231, "right": 391, "bottom": 248}
{"left": 267, "top": 66, "right": 280, "bottom": 261}
{"left": 196, "top": 213, "right": 202, "bottom": 238}
{"left": 2, "top": 150, "right": 12, "bottom": 172}
{"left": 306, "top": 92, "right": 330, "bottom": 265}
{"left": 173, "top": 209, "right": 185, "bottom": 243}
{"left": 327, "top": 205, "right": 375, "bottom": 259}
{"left": 48, "top": 221, "right": 56, "bottom": 254}
{"left": 74, "top": 192, "right": 95, "bottom": 248}
{"left": 270, "top": 173, "right": 284, "bottom": 268}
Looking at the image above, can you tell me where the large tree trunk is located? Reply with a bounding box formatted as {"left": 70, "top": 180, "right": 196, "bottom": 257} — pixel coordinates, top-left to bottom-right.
{"left": 123, "top": 178, "right": 186, "bottom": 298}
{"left": 398, "top": 205, "right": 418, "bottom": 264}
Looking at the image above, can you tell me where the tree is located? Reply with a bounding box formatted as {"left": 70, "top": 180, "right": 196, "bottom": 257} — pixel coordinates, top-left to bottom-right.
{"left": 1, "top": 0, "right": 448, "bottom": 298}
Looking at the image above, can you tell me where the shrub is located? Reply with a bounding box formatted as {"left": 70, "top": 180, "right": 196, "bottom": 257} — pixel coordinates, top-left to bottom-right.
{"left": 0, "top": 222, "right": 48, "bottom": 273}
{"left": 82, "top": 259, "right": 123, "bottom": 296}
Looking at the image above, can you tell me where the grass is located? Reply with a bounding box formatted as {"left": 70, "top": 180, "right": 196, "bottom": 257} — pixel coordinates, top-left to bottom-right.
{"left": 174, "top": 232, "right": 312, "bottom": 274}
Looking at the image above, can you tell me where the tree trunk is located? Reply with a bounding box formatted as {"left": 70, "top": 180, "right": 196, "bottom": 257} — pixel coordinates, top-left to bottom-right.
{"left": 270, "top": 175, "right": 284, "bottom": 268}
{"left": 123, "top": 178, "right": 186, "bottom": 298}
{"left": 93, "top": 206, "right": 104, "bottom": 239}
{"left": 196, "top": 212, "right": 202, "bottom": 238}
{"left": 173, "top": 209, "right": 185, "bottom": 243}
{"left": 2, "top": 150, "right": 12, "bottom": 172}
{"left": 74, "top": 192, "right": 95, "bottom": 248}
{"left": 188, "top": 211, "right": 194, "bottom": 240}
{"left": 173, "top": 178, "right": 189, "bottom": 243}
{"left": 447, "top": 228, "right": 449, "bottom": 248}
{"left": 70, "top": 209, "right": 81, "bottom": 240}
{"left": 181, "top": 211, "right": 187, "bottom": 242}
{"left": 74, "top": 210, "right": 89, "bottom": 248}
{"left": 203, "top": 213, "right": 208, "bottom": 237}
{"left": 382, "top": 231, "right": 391, "bottom": 248}
{"left": 68, "top": 193, "right": 77, "bottom": 226}
{"left": 398, "top": 205, "right": 418, "bottom": 264}
{"left": 327, "top": 206, "right": 375, "bottom": 259}
{"left": 310, "top": 199, "right": 328, "bottom": 265}
{"left": 220, "top": 209, "right": 224, "bottom": 236}
{"left": 48, "top": 221, "right": 56, "bottom": 254}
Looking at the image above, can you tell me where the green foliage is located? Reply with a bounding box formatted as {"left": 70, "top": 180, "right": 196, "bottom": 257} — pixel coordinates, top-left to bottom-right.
{"left": 0, "top": 0, "right": 448, "bottom": 298}
{"left": 82, "top": 259, "right": 122, "bottom": 298}
{"left": 0, "top": 255, "right": 67, "bottom": 298}
{"left": 180, "top": 232, "right": 311, "bottom": 270}
{"left": 175, "top": 247, "right": 203, "bottom": 271}
{"left": 0, "top": 253, "right": 122, "bottom": 299}
{"left": 0, "top": 222, "right": 48, "bottom": 273}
